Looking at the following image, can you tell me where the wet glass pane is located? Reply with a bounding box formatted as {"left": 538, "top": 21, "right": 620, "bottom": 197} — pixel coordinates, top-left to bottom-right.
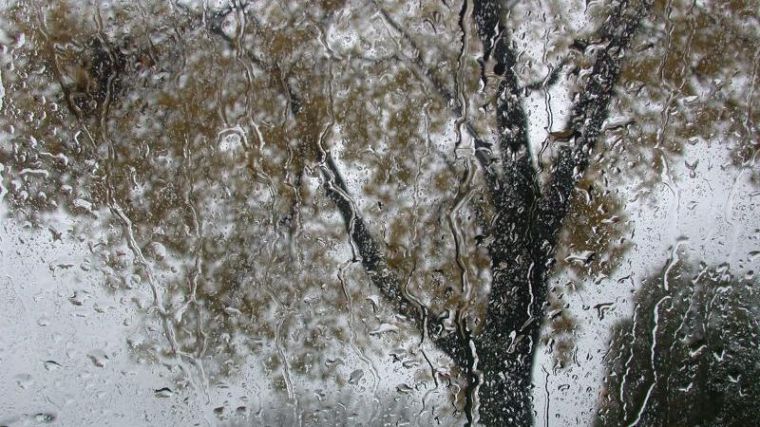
{"left": 0, "top": 0, "right": 758, "bottom": 425}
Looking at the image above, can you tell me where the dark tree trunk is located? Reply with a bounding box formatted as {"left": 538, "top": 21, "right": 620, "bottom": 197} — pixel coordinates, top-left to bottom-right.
{"left": 317, "top": 0, "right": 654, "bottom": 424}
{"left": 470, "top": 0, "right": 654, "bottom": 424}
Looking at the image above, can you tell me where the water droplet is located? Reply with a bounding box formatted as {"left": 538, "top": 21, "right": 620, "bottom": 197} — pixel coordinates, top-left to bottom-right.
{"left": 396, "top": 383, "right": 414, "bottom": 394}
{"left": 87, "top": 350, "right": 109, "bottom": 368}
{"left": 43, "top": 360, "right": 62, "bottom": 371}
{"left": 593, "top": 302, "right": 614, "bottom": 320}
{"left": 146, "top": 242, "right": 166, "bottom": 261}
{"left": 154, "top": 387, "right": 173, "bottom": 398}
{"left": 14, "top": 373, "right": 33, "bottom": 389}
{"left": 68, "top": 291, "right": 86, "bottom": 306}
{"left": 348, "top": 369, "right": 364, "bottom": 385}
{"left": 33, "top": 412, "right": 56, "bottom": 423}
{"left": 369, "top": 323, "right": 399, "bottom": 336}
{"left": 402, "top": 359, "right": 419, "bottom": 369}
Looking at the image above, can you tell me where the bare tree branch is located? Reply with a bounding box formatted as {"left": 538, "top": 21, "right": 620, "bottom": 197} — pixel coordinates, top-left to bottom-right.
{"left": 371, "top": 2, "right": 499, "bottom": 187}
{"left": 539, "top": 0, "right": 654, "bottom": 239}
{"left": 320, "top": 153, "right": 469, "bottom": 366}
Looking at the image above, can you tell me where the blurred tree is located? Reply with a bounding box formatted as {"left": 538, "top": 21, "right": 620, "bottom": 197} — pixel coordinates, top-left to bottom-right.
{"left": 0, "top": 0, "right": 757, "bottom": 425}
{"left": 596, "top": 260, "right": 760, "bottom": 426}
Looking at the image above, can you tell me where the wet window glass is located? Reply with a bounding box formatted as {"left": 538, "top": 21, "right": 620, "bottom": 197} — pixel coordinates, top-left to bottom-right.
{"left": 0, "top": 0, "right": 758, "bottom": 425}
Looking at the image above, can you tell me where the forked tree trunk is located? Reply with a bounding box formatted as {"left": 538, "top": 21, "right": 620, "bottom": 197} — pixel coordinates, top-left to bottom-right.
{"left": 319, "top": 0, "right": 654, "bottom": 424}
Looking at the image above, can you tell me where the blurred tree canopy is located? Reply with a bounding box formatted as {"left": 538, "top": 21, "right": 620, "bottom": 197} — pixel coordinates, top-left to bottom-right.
{"left": 597, "top": 260, "right": 760, "bottom": 426}
{"left": 0, "top": 0, "right": 757, "bottom": 425}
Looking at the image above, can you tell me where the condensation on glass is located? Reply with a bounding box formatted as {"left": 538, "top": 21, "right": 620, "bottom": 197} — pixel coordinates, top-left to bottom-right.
{"left": 0, "top": 0, "right": 757, "bottom": 425}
